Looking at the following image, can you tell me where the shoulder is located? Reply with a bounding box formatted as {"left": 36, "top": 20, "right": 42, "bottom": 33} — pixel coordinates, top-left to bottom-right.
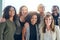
{"left": 55, "top": 25, "right": 59, "bottom": 30}
{"left": 39, "top": 26, "right": 43, "bottom": 34}
{"left": 55, "top": 25, "right": 60, "bottom": 32}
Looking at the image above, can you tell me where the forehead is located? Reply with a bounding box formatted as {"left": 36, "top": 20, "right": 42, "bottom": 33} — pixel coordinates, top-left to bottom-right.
{"left": 22, "top": 7, "right": 27, "bottom": 9}
{"left": 31, "top": 15, "right": 37, "bottom": 19}
{"left": 32, "top": 15, "right": 37, "bottom": 17}
{"left": 38, "top": 5, "right": 44, "bottom": 8}
{"left": 45, "top": 16, "right": 52, "bottom": 19}
{"left": 53, "top": 7, "right": 58, "bottom": 10}
{"left": 10, "top": 7, "right": 14, "bottom": 10}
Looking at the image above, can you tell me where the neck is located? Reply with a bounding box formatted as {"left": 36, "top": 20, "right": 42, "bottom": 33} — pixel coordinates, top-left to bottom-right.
{"left": 46, "top": 25, "right": 51, "bottom": 31}
{"left": 20, "top": 16, "right": 25, "bottom": 22}
{"left": 9, "top": 17, "right": 13, "bottom": 22}
{"left": 53, "top": 13, "right": 58, "bottom": 16}
{"left": 40, "top": 12, "right": 44, "bottom": 17}
{"left": 31, "top": 23, "right": 35, "bottom": 26}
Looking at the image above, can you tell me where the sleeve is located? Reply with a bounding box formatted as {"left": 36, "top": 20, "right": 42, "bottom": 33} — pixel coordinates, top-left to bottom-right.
{"left": 40, "top": 27, "right": 44, "bottom": 40}
{"left": 58, "top": 17, "right": 60, "bottom": 28}
{"left": 14, "top": 16, "right": 20, "bottom": 27}
{"left": 22, "top": 26, "right": 26, "bottom": 40}
{"left": 55, "top": 26, "right": 60, "bottom": 40}
{"left": 14, "top": 16, "right": 22, "bottom": 34}
{"left": 0, "top": 22, "right": 6, "bottom": 40}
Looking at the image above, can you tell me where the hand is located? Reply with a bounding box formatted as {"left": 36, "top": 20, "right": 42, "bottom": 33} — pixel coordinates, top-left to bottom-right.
{"left": 24, "top": 22, "right": 29, "bottom": 28}
{"left": 0, "top": 18, "right": 6, "bottom": 23}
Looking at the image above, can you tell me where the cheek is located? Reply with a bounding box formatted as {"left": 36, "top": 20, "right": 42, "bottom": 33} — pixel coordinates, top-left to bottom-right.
{"left": 31, "top": 18, "right": 37, "bottom": 23}
{"left": 45, "top": 20, "right": 52, "bottom": 25}
{"left": 45, "top": 20, "right": 48, "bottom": 24}
{"left": 23, "top": 10, "right": 28, "bottom": 15}
{"left": 49, "top": 20, "right": 52, "bottom": 24}
{"left": 12, "top": 11, "right": 15, "bottom": 15}
{"left": 9, "top": 11, "right": 11, "bottom": 15}
{"left": 35, "top": 19, "right": 37, "bottom": 22}
{"left": 9, "top": 11, "right": 15, "bottom": 16}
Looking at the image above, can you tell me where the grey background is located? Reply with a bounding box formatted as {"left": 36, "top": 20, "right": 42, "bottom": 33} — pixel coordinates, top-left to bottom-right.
{"left": 0, "top": 0, "right": 2, "bottom": 17}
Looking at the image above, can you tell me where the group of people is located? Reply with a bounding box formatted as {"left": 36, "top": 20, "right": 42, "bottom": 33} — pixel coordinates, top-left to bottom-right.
{"left": 0, "top": 4, "right": 60, "bottom": 40}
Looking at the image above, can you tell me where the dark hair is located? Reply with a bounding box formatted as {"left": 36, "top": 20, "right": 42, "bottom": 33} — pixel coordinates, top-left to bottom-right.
{"left": 19, "top": 5, "right": 28, "bottom": 17}
{"left": 52, "top": 5, "right": 59, "bottom": 12}
{"left": 3, "top": 5, "right": 17, "bottom": 21}
{"left": 25, "top": 11, "right": 40, "bottom": 24}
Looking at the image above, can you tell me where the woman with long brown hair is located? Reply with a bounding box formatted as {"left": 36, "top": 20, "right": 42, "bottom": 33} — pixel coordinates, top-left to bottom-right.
{"left": 40, "top": 14, "right": 60, "bottom": 40}
{"left": 14, "top": 5, "right": 28, "bottom": 40}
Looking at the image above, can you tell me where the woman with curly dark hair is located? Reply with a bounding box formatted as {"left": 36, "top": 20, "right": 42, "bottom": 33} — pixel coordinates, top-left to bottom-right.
{"left": 22, "top": 11, "right": 40, "bottom": 40}
{"left": 0, "top": 5, "right": 17, "bottom": 40}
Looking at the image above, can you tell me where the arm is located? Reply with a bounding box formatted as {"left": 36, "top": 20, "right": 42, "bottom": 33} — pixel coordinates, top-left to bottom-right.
{"left": 22, "top": 22, "right": 29, "bottom": 40}
{"left": 55, "top": 26, "right": 60, "bottom": 40}
{"left": 40, "top": 27, "right": 44, "bottom": 40}
{"left": 0, "top": 22, "right": 6, "bottom": 40}
{"left": 22, "top": 26, "right": 26, "bottom": 40}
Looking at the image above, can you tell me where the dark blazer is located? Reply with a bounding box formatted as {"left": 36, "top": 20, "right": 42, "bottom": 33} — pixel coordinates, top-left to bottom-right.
{"left": 52, "top": 13, "right": 59, "bottom": 25}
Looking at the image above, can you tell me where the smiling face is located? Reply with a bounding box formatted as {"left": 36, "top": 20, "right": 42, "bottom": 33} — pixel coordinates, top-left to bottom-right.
{"left": 31, "top": 15, "right": 37, "bottom": 25}
{"left": 38, "top": 4, "right": 45, "bottom": 13}
{"left": 44, "top": 16, "right": 52, "bottom": 27}
{"left": 21, "top": 7, "right": 28, "bottom": 17}
{"left": 52, "top": 6, "right": 59, "bottom": 14}
{"left": 9, "top": 7, "right": 15, "bottom": 17}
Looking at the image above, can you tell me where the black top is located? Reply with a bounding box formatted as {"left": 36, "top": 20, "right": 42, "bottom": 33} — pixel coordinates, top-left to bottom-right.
{"left": 52, "top": 13, "right": 59, "bottom": 25}
{"left": 19, "top": 20, "right": 25, "bottom": 34}
{"left": 19, "top": 20, "right": 25, "bottom": 28}
{"left": 29, "top": 23, "right": 37, "bottom": 40}
{"left": 14, "top": 16, "right": 25, "bottom": 35}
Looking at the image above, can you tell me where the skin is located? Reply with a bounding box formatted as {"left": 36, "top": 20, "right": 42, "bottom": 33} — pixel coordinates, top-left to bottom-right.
{"left": 53, "top": 7, "right": 59, "bottom": 16}
{"left": 20, "top": 7, "right": 28, "bottom": 22}
{"left": 21, "top": 7, "right": 28, "bottom": 40}
{"left": 9, "top": 7, "right": 15, "bottom": 17}
{"left": 31, "top": 15, "right": 37, "bottom": 25}
{"left": 45, "top": 17, "right": 52, "bottom": 31}
{"left": 22, "top": 15, "right": 37, "bottom": 40}
{"left": 0, "top": 7, "right": 15, "bottom": 23}
{"left": 21, "top": 7, "right": 28, "bottom": 17}
{"left": 38, "top": 4, "right": 45, "bottom": 16}
{"left": 9, "top": 7, "right": 15, "bottom": 22}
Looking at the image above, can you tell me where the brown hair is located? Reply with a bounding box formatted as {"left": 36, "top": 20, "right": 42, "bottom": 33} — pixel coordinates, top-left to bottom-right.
{"left": 19, "top": 5, "right": 28, "bottom": 17}
{"left": 42, "top": 14, "right": 55, "bottom": 33}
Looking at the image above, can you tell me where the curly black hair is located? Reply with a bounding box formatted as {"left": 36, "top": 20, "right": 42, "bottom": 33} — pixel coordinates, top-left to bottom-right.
{"left": 3, "top": 5, "right": 17, "bottom": 21}
{"left": 25, "top": 11, "right": 40, "bottom": 24}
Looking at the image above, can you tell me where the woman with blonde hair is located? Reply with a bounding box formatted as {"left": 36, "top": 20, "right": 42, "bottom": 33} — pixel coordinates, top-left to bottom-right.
{"left": 40, "top": 14, "right": 60, "bottom": 40}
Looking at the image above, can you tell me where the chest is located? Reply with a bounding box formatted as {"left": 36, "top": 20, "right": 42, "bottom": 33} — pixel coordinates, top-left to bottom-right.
{"left": 43, "top": 31, "right": 56, "bottom": 40}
